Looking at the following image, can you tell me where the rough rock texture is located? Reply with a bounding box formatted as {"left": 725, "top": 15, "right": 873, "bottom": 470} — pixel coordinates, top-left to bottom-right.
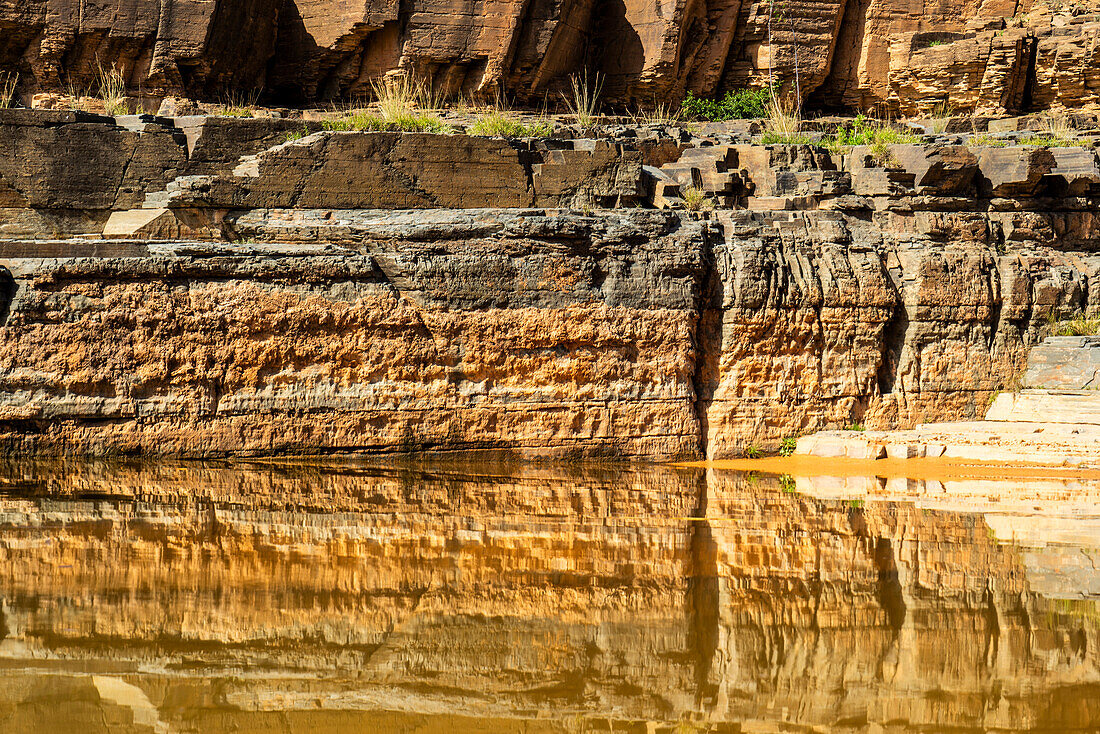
{"left": 4, "top": 116, "right": 1100, "bottom": 458}
{"left": 0, "top": 211, "right": 709, "bottom": 458}
{"left": 5, "top": 0, "right": 1100, "bottom": 113}
{"left": 0, "top": 460, "right": 1097, "bottom": 731}
{"left": 0, "top": 0, "right": 281, "bottom": 97}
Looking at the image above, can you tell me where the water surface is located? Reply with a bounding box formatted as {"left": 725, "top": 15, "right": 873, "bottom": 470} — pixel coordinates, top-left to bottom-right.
{"left": 0, "top": 458, "right": 1097, "bottom": 733}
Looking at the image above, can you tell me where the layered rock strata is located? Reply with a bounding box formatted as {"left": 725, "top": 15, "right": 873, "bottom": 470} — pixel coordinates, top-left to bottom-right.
{"left": 3, "top": 115, "right": 1100, "bottom": 457}
{"left": 4, "top": 0, "right": 1100, "bottom": 114}
{"left": 795, "top": 335, "right": 1100, "bottom": 465}
{"left": 0, "top": 460, "right": 1097, "bottom": 731}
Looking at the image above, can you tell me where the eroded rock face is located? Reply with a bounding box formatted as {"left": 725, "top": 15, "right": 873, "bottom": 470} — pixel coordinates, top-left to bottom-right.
{"left": 3, "top": 0, "right": 1100, "bottom": 114}
{"left": 1, "top": 205, "right": 1096, "bottom": 458}
{"left": 0, "top": 0, "right": 281, "bottom": 97}
{"left": 3, "top": 118, "right": 1100, "bottom": 458}
{"left": 0, "top": 211, "right": 710, "bottom": 459}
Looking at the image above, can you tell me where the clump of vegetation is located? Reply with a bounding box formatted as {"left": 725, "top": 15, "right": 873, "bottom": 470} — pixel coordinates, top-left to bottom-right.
{"left": 95, "top": 61, "right": 129, "bottom": 116}
{"left": 825, "top": 114, "right": 919, "bottom": 154}
{"left": 779, "top": 436, "right": 798, "bottom": 456}
{"left": 1020, "top": 112, "right": 1078, "bottom": 147}
{"left": 820, "top": 113, "right": 920, "bottom": 165}
{"left": 563, "top": 71, "right": 603, "bottom": 128}
{"left": 633, "top": 101, "right": 682, "bottom": 126}
{"left": 283, "top": 127, "right": 310, "bottom": 143}
{"left": 318, "top": 74, "right": 449, "bottom": 133}
{"left": 469, "top": 110, "right": 553, "bottom": 138}
{"left": 216, "top": 88, "right": 262, "bottom": 118}
{"left": 680, "top": 86, "right": 775, "bottom": 121}
{"left": 1051, "top": 312, "right": 1100, "bottom": 336}
{"left": 322, "top": 110, "right": 450, "bottom": 133}
{"left": 744, "top": 445, "right": 763, "bottom": 459}
{"left": 928, "top": 100, "right": 955, "bottom": 134}
{"left": 967, "top": 133, "right": 1007, "bottom": 148}
{"left": 0, "top": 71, "right": 17, "bottom": 108}
{"left": 760, "top": 97, "right": 812, "bottom": 145}
{"left": 374, "top": 73, "right": 421, "bottom": 119}
{"left": 779, "top": 474, "right": 797, "bottom": 493}
{"left": 680, "top": 186, "right": 715, "bottom": 212}
{"left": 845, "top": 422, "right": 865, "bottom": 432}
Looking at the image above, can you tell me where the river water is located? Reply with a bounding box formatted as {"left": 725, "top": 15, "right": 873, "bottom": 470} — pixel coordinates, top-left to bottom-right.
{"left": 0, "top": 457, "right": 1097, "bottom": 732}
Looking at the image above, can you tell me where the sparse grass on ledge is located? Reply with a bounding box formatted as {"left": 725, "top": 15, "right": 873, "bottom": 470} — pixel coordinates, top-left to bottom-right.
{"left": 1053, "top": 314, "right": 1100, "bottom": 336}
{"left": 95, "top": 61, "right": 129, "bottom": 116}
{"left": 680, "top": 186, "right": 715, "bottom": 212}
{"left": 564, "top": 70, "right": 603, "bottom": 129}
{"left": 322, "top": 110, "right": 451, "bottom": 133}
{"left": 633, "top": 101, "right": 682, "bottom": 126}
{"left": 468, "top": 110, "right": 553, "bottom": 138}
{"left": 0, "top": 71, "right": 17, "bottom": 108}
{"left": 966, "top": 134, "right": 1007, "bottom": 147}
{"left": 216, "top": 89, "right": 262, "bottom": 118}
{"left": 1020, "top": 112, "right": 1080, "bottom": 147}
{"left": 760, "top": 97, "right": 812, "bottom": 145}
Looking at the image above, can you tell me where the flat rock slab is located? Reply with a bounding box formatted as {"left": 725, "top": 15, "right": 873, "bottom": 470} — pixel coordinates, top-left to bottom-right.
{"left": 1024, "top": 336, "right": 1100, "bottom": 390}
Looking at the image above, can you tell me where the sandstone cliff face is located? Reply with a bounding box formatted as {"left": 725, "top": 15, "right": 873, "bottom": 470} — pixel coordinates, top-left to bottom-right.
{"left": 0, "top": 211, "right": 709, "bottom": 458}
{"left": 4, "top": 0, "right": 1100, "bottom": 114}
{"left": 0, "top": 460, "right": 1096, "bottom": 731}
{"left": 0, "top": 0, "right": 280, "bottom": 98}
{"left": 3, "top": 118, "right": 1100, "bottom": 458}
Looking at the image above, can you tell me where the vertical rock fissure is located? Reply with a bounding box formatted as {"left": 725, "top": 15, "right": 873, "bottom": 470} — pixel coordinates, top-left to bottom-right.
{"left": 876, "top": 262, "right": 908, "bottom": 396}
{"left": 0, "top": 268, "right": 16, "bottom": 327}
{"left": 692, "top": 222, "right": 725, "bottom": 459}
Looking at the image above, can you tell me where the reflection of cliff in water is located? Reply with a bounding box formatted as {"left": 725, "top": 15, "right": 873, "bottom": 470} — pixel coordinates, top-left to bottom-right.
{"left": 0, "top": 459, "right": 1097, "bottom": 732}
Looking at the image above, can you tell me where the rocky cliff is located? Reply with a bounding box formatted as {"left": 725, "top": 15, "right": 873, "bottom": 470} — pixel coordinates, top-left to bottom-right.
{"left": 4, "top": 0, "right": 1100, "bottom": 113}
{"left": 0, "top": 112, "right": 1095, "bottom": 455}
{"left": 2, "top": 112, "right": 1099, "bottom": 458}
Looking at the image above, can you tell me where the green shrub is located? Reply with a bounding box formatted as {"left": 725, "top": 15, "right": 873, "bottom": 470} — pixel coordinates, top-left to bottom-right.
{"left": 822, "top": 114, "right": 919, "bottom": 163}
{"left": 779, "top": 437, "right": 798, "bottom": 456}
{"left": 828, "top": 114, "right": 919, "bottom": 149}
{"left": 681, "top": 86, "right": 774, "bottom": 121}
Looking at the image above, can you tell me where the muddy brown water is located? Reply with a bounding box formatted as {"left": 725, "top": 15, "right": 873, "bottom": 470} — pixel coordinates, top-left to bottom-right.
{"left": 0, "top": 457, "right": 1097, "bottom": 733}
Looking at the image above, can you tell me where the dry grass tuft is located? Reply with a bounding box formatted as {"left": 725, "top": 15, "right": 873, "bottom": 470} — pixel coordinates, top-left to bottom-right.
{"left": 96, "top": 61, "right": 129, "bottom": 116}
{"left": 563, "top": 71, "right": 603, "bottom": 128}
{"left": 680, "top": 186, "right": 716, "bottom": 212}
{"left": 0, "top": 72, "right": 18, "bottom": 108}
{"left": 760, "top": 97, "right": 810, "bottom": 145}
